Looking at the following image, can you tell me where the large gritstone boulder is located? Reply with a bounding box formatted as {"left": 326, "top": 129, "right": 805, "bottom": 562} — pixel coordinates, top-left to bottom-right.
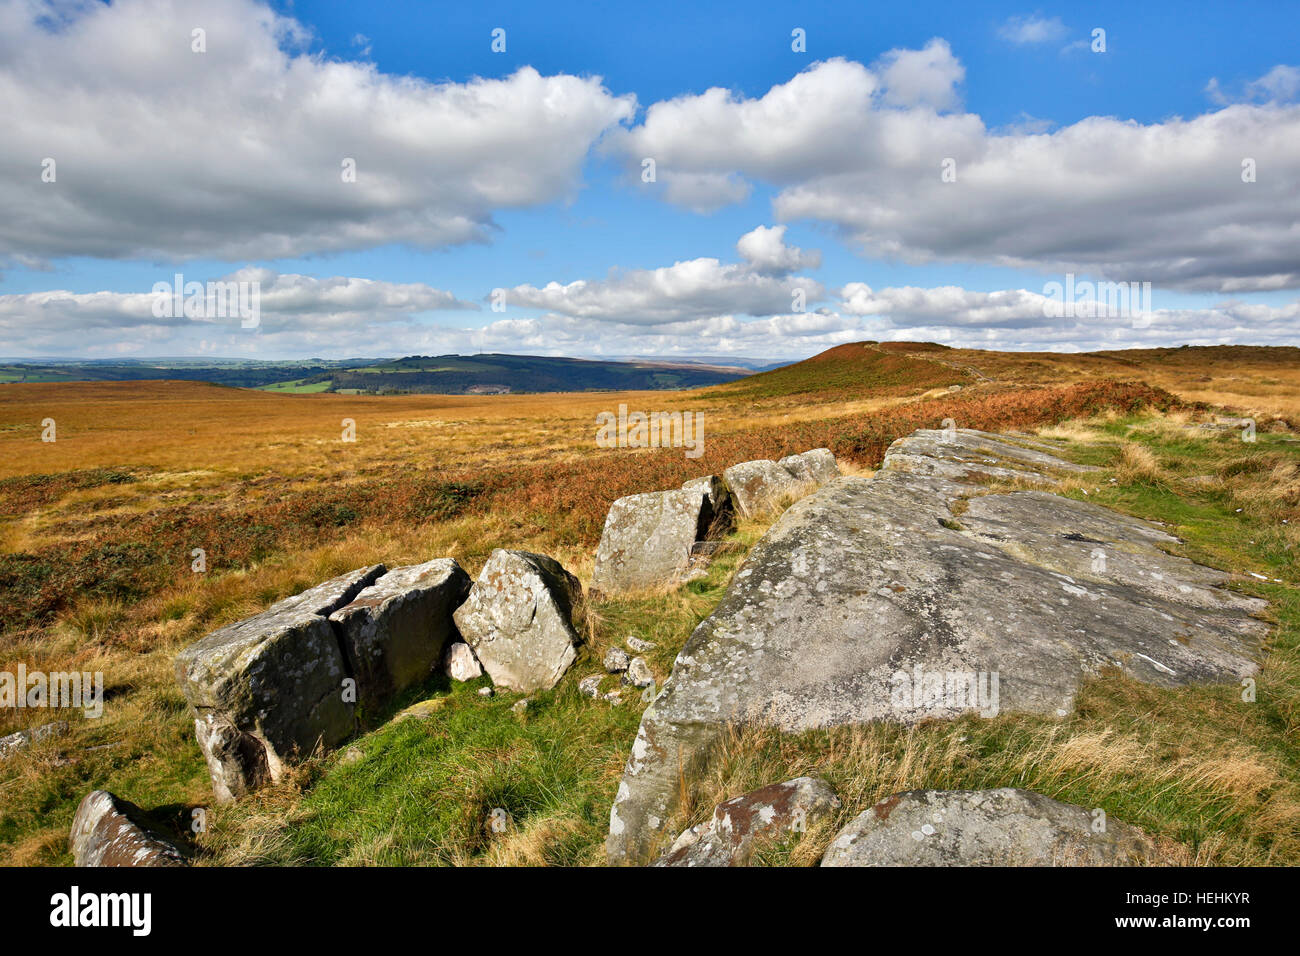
{"left": 778, "top": 448, "right": 840, "bottom": 485}
{"left": 174, "top": 565, "right": 385, "bottom": 802}
{"left": 328, "top": 558, "right": 471, "bottom": 715}
{"left": 820, "top": 789, "right": 1157, "bottom": 867}
{"left": 723, "top": 449, "right": 840, "bottom": 518}
{"left": 69, "top": 791, "right": 187, "bottom": 867}
{"left": 655, "top": 776, "right": 840, "bottom": 867}
{"left": 452, "top": 550, "right": 584, "bottom": 693}
{"left": 591, "top": 480, "right": 729, "bottom": 594}
{"left": 606, "top": 429, "right": 1267, "bottom": 863}
{"left": 880, "top": 428, "right": 1094, "bottom": 486}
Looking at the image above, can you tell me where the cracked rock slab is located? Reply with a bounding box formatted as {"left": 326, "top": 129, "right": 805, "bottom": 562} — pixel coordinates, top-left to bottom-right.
{"left": 723, "top": 449, "right": 840, "bottom": 518}
{"left": 174, "top": 565, "right": 385, "bottom": 802}
{"left": 820, "top": 789, "right": 1156, "bottom": 866}
{"left": 69, "top": 790, "right": 187, "bottom": 867}
{"left": 453, "top": 549, "right": 584, "bottom": 693}
{"left": 882, "top": 428, "right": 1098, "bottom": 486}
{"left": 329, "top": 558, "right": 471, "bottom": 712}
{"left": 606, "top": 431, "right": 1266, "bottom": 864}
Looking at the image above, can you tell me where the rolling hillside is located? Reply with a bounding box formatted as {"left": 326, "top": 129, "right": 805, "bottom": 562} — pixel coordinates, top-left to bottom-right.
{"left": 315, "top": 354, "right": 751, "bottom": 394}
{"left": 0, "top": 354, "right": 754, "bottom": 395}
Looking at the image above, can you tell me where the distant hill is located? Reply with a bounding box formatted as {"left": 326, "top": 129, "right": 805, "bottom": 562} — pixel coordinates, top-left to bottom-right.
{"left": 0, "top": 358, "right": 352, "bottom": 389}
{"left": 0, "top": 353, "right": 752, "bottom": 394}
{"left": 708, "top": 342, "right": 966, "bottom": 400}
{"left": 706, "top": 340, "right": 1300, "bottom": 421}
{"left": 318, "top": 354, "right": 750, "bottom": 394}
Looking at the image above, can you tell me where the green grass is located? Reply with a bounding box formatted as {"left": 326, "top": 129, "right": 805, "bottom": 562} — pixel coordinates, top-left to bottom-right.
{"left": 257, "top": 379, "right": 333, "bottom": 393}
{"left": 207, "top": 676, "right": 638, "bottom": 865}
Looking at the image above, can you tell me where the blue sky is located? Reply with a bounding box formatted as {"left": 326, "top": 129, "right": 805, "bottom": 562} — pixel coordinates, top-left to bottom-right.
{"left": 1, "top": 0, "right": 1297, "bottom": 359}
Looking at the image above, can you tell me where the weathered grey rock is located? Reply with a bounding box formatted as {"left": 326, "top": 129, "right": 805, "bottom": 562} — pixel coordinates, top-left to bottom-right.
{"left": 626, "top": 636, "right": 657, "bottom": 653}
{"left": 723, "top": 450, "right": 840, "bottom": 519}
{"left": 881, "top": 428, "right": 1097, "bottom": 486}
{"left": 69, "top": 791, "right": 187, "bottom": 867}
{"left": 722, "top": 459, "right": 812, "bottom": 518}
{"left": 443, "top": 642, "right": 483, "bottom": 682}
{"left": 174, "top": 565, "right": 385, "bottom": 802}
{"left": 452, "top": 550, "right": 584, "bottom": 693}
{"left": 820, "top": 789, "right": 1156, "bottom": 866}
{"left": 624, "top": 657, "right": 654, "bottom": 688}
{"left": 604, "top": 647, "right": 630, "bottom": 673}
{"left": 591, "top": 487, "right": 719, "bottom": 593}
{"left": 329, "top": 559, "right": 471, "bottom": 712}
{"left": 655, "top": 777, "right": 840, "bottom": 867}
{"left": 957, "top": 491, "right": 1263, "bottom": 614}
{"left": 607, "top": 431, "right": 1266, "bottom": 863}
{"left": 579, "top": 674, "right": 604, "bottom": 698}
{"left": 0, "top": 720, "right": 68, "bottom": 761}
{"left": 779, "top": 448, "right": 840, "bottom": 485}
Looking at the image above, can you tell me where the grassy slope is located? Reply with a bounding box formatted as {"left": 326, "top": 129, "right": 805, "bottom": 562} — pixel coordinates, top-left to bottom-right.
{"left": 2, "top": 342, "right": 1298, "bottom": 864}
{"left": 709, "top": 342, "right": 964, "bottom": 401}
{"left": 200, "top": 418, "right": 1300, "bottom": 866}
{"left": 285, "top": 354, "right": 749, "bottom": 395}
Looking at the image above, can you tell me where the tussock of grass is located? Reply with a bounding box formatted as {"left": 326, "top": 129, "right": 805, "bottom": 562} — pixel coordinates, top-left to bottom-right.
{"left": 1114, "top": 441, "right": 1165, "bottom": 484}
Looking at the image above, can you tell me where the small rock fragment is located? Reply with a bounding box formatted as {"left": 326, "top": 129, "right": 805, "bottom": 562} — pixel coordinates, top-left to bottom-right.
{"left": 0, "top": 720, "right": 68, "bottom": 761}
{"left": 654, "top": 777, "right": 840, "bottom": 867}
{"left": 624, "top": 657, "right": 654, "bottom": 688}
{"left": 69, "top": 791, "right": 188, "bottom": 867}
{"left": 443, "top": 642, "right": 483, "bottom": 682}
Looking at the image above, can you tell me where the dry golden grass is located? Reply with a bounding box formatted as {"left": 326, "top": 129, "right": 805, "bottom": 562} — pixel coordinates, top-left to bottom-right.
{"left": 890, "top": 344, "right": 1300, "bottom": 421}
{"left": 1114, "top": 442, "right": 1165, "bottom": 483}
{"left": 1, "top": 343, "right": 1296, "bottom": 866}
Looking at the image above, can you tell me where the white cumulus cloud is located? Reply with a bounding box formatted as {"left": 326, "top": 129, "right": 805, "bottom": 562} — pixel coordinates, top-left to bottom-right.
{"left": 615, "top": 54, "right": 1300, "bottom": 293}
{"left": 0, "top": 0, "right": 635, "bottom": 263}
{"left": 501, "top": 226, "right": 825, "bottom": 324}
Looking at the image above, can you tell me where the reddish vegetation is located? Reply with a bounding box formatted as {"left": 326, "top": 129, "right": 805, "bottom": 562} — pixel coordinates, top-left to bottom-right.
{"left": 0, "top": 378, "right": 1174, "bottom": 640}
{"left": 500, "top": 381, "right": 1176, "bottom": 541}
{"left": 711, "top": 343, "right": 964, "bottom": 401}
